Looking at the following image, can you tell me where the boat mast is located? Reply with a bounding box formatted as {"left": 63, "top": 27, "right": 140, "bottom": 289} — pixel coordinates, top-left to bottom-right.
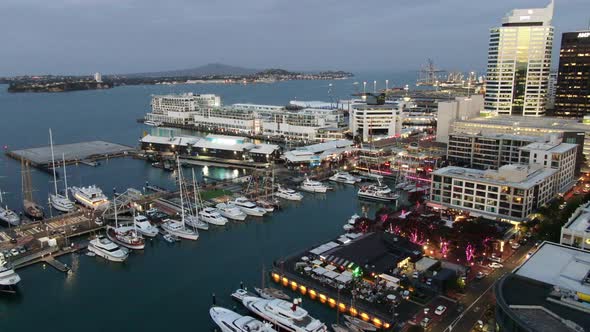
{"left": 191, "top": 168, "right": 199, "bottom": 221}
{"left": 114, "top": 189, "right": 118, "bottom": 228}
{"left": 177, "top": 156, "right": 185, "bottom": 229}
{"left": 49, "top": 129, "right": 59, "bottom": 196}
{"left": 62, "top": 154, "right": 69, "bottom": 199}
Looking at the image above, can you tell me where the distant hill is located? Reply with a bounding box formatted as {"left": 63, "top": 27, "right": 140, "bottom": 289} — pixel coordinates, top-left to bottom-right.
{"left": 126, "top": 63, "right": 260, "bottom": 78}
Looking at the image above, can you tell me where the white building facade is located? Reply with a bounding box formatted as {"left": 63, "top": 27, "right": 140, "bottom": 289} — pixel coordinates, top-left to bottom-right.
{"left": 349, "top": 94, "right": 404, "bottom": 142}
{"left": 146, "top": 93, "right": 221, "bottom": 125}
{"left": 484, "top": 1, "right": 554, "bottom": 116}
{"left": 560, "top": 201, "right": 590, "bottom": 252}
{"left": 436, "top": 95, "right": 484, "bottom": 144}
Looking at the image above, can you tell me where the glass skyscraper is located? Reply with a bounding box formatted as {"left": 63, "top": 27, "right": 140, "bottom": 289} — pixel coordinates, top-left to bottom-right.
{"left": 484, "top": 1, "right": 554, "bottom": 117}
{"left": 554, "top": 30, "right": 590, "bottom": 117}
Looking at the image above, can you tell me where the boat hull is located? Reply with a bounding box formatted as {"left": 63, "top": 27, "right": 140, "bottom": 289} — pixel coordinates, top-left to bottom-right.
{"left": 219, "top": 211, "right": 247, "bottom": 221}
{"left": 300, "top": 186, "right": 327, "bottom": 193}
{"left": 106, "top": 228, "right": 145, "bottom": 250}
{"left": 357, "top": 193, "right": 397, "bottom": 202}
{"left": 161, "top": 223, "right": 199, "bottom": 241}
{"left": 238, "top": 207, "right": 266, "bottom": 217}
{"left": 276, "top": 193, "right": 303, "bottom": 201}
{"left": 87, "top": 245, "right": 127, "bottom": 262}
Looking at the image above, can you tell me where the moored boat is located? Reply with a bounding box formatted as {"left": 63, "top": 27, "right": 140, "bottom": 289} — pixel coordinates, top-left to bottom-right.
{"left": 0, "top": 255, "right": 20, "bottom": 293}
{"left": 300, "top": 178, "right": 329, "bottom": 193}
{"left": 210, "top": 306, "right": 277, "bottom": 332}
{"left": 87, "top": 235, "right": 129, "bottom": 262}
{"left": 199, "top": 207, "right": 228, "bottom": 226}
{"left": 275, "top": 185, "right": 303, "bottom": 201}
{"left": 0, "top": 190, "right": 20, "bottom": 227}
{"left": 242, "top": 296, "right": 327, "bottom": 332}
{"left": 329, "top": 172, "right": 361, "bottom": 184}
{"left": 133, "top": 214, "right": 159, "bottom": 237}
{"left": 106, "top": 225, "right": 145, "bottom": 250}
{"left": 254, "top": 287, "right": 291, "bottom": 300}
{"left": 216, "top": 202, "right": 247, "bottom": 221}
{"left": 70, "top": 185, "right": 109, "bottom": 210}
{"left": 232, "top": 197, "right": 266, "bottom": 216}
{"left": 344, "top": 315, "right": 377, "bottom": 331}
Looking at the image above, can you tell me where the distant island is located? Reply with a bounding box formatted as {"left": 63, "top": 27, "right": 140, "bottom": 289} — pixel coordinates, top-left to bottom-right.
{"left": 1, "top": 63, "right": 353, "bottom": 93}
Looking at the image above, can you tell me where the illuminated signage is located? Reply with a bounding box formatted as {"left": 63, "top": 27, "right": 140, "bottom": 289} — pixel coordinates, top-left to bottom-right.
{"left": 579, "top": 32, "right": 590, "bottom": 38}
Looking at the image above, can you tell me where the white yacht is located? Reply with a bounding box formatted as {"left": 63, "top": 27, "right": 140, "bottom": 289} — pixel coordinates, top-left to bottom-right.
{"left": 133, "top": 214, "right": 159, "bottom": 237}
{"left": 161, "top": 219, "right": 199, "bottom": 240}
{"left": 329, "top": 172, "right": 361, "bottom": 185}
{"left": 48, "top": 131, "right": 75, "bottom": 213}
{"left": 106, "top": 225, "right": 145, "bottom": 250}
{"left": 275, "top": 186, "right": 303, "bottom": 201}
{"left": 184, "top": 213, "right": 210, "bottom": 230}
{"left": 144, "top": 120, "right": 162, "bottom": 127}
{"left": 0, "top": 190, "right": 20, "bottom": 227}
{"left": 256, "top": 200, "right": 276, "bottom": 213}
{"left": 70, "top": 185, "right": 109, "bottom": 210}
{"left": 357, "top": 181, "right": 399, "bottom": 202}
{"left": 199, "top": 207, "right": 228, "bottom": 226}
{"left": 210, "top": 306, "right": 277, "bottom": 332}
{"left": 232, "top": 197, "right": 266, "bottom": 216}
{"left": 242, "top": 296, "right": 327, "bottom": 332}
{"left": 88, "top": 235, "right": 129, "bottom": 262}
{"left": 216, "top": 202, "right": 247, "bottom": 221}
{"left": 0, "top": 256, "right": 20, "bottom": 292}
{"left": 299, "top": 178, "right": 329, "bottom": 193}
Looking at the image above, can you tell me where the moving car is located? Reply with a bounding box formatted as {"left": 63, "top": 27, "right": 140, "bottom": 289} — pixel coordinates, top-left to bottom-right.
{"left": 488, "top": 262, "right": 503, "bottom": 269}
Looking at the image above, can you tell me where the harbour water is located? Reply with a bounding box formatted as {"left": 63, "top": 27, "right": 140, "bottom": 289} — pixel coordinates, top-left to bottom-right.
{"left": 0, "top": 72, "right": 413, "bottom": 331}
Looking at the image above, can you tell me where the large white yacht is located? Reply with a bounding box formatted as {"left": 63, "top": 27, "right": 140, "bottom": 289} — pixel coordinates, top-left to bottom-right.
{"left": 232, "top": 197, "right": 266, "bottom": 216}
{"left": 70, "top": 185, "right": 109, "bottom": 210}
{"left": 242, "top": 296, "right": 327, "bottom": 332}
{"left": 329, "top": 172, "right": 361, "bottom": 185}
{"left": 357, "top": 181, "right": 399, "bottom": 202}
{"left": 161, "top": 219, "right": 199, "bottom": 240}
{"left": 88, "top": 235, "right": 129, "bottom": 262}
{"left": 48, "top": 130, "right": 75, "bottom": 213}
{"left": 215, "top": 202, "right": 247, "bottom": 221}
{"left": 0, "top": 256, "right": 20, "bottom": 292}
{"left": 299, "top": 178, "right": 329, "bottom": 193}
{"left": 133, "top": 214, "right": 159, "bottom": 237}
{"left": 275, "top": 186, "right": 303, "bottom": 201}
{"left": 0, "top": 194, "right": 20, "bottom": 227}
{"left": 198, "top": 207, "right": 228, "bottom": 226}
{"left": 209, "top": 306, "right": 277, "bottom": 332}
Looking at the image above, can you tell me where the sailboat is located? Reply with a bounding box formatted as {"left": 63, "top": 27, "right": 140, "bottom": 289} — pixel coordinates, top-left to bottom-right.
{"left": 0, "top": 189, "right": 20, "bottom": 227}
{"left": 48, "top": 130, "right": 75, "bottom": 213}
{"left": 106, "top": 192, "right": 145, "bottom": 250}
{"left": 21, "top": 158, "right": 44, "bottom": 220}
{"left": 184, "top": 168, "right": 208, "bottom": 230}
{"left": 161, "top": 157, "right": 199, "bottom": 241}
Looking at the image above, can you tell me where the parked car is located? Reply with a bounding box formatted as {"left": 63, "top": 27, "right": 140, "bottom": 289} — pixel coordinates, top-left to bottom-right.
{"left": 10, "top": 248, "right": 19, "bottom": 256}
{"left": 489, "top": 256, "right": 502, "bottom": 263}
{"left": 420, "top": 317, "right": 432, "bottom": 328}
{"left": 511, "top": 243, "right": 521, "bottom": 250}
{"left": 489, "top": 262, "right": 503, "bottom": 269}
{"left": 476, "top": 272, "right": 486, "bottom": 280}
{"left": 402, "top": 290, "right": 410, "bottom": 299}
{"left": 412, "top": 271, "right": 419, "bottom": 279}
{"left": 434, "top": 305, "right": 447, "bottom": 316}
{"left": 426, "top": 278, "right": 432, "bottom": 286}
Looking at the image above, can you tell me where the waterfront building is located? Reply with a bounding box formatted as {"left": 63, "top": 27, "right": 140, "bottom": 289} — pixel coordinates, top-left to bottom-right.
{"left": 495, "top": 242, "right": 590, "bottom": 331}
{"left": 518, "top": 140, "right": 578, "bottom": 191}
{"left": 428, "top": 164, "right": 559, "bottom": 223}
{"left": 435, "top": 95, "right": 484, "bottom": 144}
{"left": 560, "top": 201, "right": 590, "bottom": 251}
{"left": 140, "top": 134, "right": 280, "bottom": 164}
{"left": 348, "top": 93, "right": 405, "bottom": 142}
{"left": 484, "top": 1, "right": 554, "bottom": 116}
{"left": 94, "top": 72, "right": 102, "bottom": 83}
{"left": 146, "top": 93, "right": 221, "bottom": 125}
{"left": 282, "top": 140, "right": 353, "bottom": 167}
{"left": 554, "top": 30, "right": 590, "bottom": 117}
{"left": 452, "top": 115, "right": 588, "bottom": 169}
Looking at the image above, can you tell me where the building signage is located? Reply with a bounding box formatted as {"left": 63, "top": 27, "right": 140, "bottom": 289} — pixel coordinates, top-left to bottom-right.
{"left": 578, "top": 32, "right": 590, "bottom": 38}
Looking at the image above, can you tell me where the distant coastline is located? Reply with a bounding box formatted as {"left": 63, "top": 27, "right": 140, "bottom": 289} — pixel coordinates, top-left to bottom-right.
{"left": 1, "top": 67, "right": 354, "bottom": 93}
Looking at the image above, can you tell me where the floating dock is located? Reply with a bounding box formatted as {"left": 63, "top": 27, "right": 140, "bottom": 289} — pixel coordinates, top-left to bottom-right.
{"left": 5, "top": 140, "right": 135, "bottom": 168}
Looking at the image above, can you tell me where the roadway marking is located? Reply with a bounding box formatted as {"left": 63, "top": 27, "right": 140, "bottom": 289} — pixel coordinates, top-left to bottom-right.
{"left": 443, "top": 272, "right": 506, "bottom": 332}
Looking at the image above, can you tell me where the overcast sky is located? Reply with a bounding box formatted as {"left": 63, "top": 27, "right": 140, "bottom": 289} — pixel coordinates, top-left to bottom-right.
{"left": 0, "top": 0, "right": 588, "bottom": 76}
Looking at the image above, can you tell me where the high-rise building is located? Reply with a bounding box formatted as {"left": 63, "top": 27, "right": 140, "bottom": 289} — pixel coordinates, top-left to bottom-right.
{"left": 546, "top": 72, "right": 557, "bottom": 110}
{"left": 484, "top": 1, "right": 554, "bottom": 117}
{"left": 554, "top": 30, "right": 590, "bottom": 117}
{"left": 94, "top": 72, "right": 102, "bottom": 83}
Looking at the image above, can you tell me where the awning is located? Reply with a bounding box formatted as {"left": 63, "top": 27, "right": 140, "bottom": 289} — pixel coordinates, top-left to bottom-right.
{"left": 325, "top": 265, "right": 337, "bottom": 271}
{"left": 313, "top": 267, "right": 327, "bottom": 275}
{"left": 324, "top": 271, "right": 340, "bottom": 279}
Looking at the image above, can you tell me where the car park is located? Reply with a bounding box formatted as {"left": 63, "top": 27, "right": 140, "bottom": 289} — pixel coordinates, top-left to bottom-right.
{"left": 434, "top": 305, "right": 447, "bottom": 316}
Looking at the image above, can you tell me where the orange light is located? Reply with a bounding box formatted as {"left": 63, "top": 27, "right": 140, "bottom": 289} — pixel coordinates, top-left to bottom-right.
{"left": 349, "top": 307, "right": 358, "bottom": 316}
{"left": 299, "top": 285, "right": 307, "bottom": 295}
{"left": 309, "top": 289, "right": 317, "bottom": 299}
{"left": 360, "top": 312, "right": 370, "bottom": 321}
{"left": 328, "top": 298, "right": 336, "bottom": 308}
{"left": 384, "top": 323, "right": 391, "bottom": 329}
{"left": 338, "top": 303, "right": 346, "bottom": 312}
{"left": 319, "top": 294, "right": 327, "bottom": 303}
{"left": 272, "top": 273, "right": 280, "bottom": 282}
{"left": 282, "top": 277, "right": 289, "bottom": 286}
{"left": 372, "top": 318, "right": 383, "bottom": 328}
{"left": 290, "top": 281, "right": 297, "bottom": 290}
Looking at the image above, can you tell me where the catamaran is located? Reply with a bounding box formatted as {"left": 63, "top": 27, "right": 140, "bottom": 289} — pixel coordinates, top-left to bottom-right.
{"left": 48, "top": 130, "right": 75, "bottom": 213}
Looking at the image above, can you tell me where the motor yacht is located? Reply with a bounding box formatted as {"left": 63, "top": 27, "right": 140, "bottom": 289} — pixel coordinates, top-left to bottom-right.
{"left": 133, "top": 214, "right": 159, "bottom": 237}
{"left": 329, "top": 172, "right": 361, "bottom": 185}
{"left": 0, "top": 256, "right": 20, "bottom": 292}
{"left": 242, "top": 296, "right": 327, "bottom": 332}
{"left": 144, "top": 120, "right": 162, "bottom": 127}
{"left": 357, "top": 181, "right": 399, "bottom": 202}
{"left": 275, "top": 186, "right": 303, "bottom": 201}
{"left": 161, "top": 219, "right": 199, "bottom": 240}
{"left": 254, "top": 287, "right": 290, "bottom": 300}
{"left": 232, "top": 197, "right": 266, "bottom": 216}
{"left": 87, "top": 235, "right": 129, "bottom": 262}
{"left": 216, "top": 203, "right": 247, "bottom": 221}
{"left": 299, "top": 178, "right": 329, "bottom": 193}
{"left": 106, "top": 225, "right": 145, "bottom": 250}
{"left": 0, "top": 204, "right": 19, "bottom": 227}
{"left": 199, "top": 207, "right": 228, "bottom": 226}
{"left": 210, "top": 306, "right": 277, "bottom": 332}
{"left": 70, "top": 185, "right": 109, "bottom": 210}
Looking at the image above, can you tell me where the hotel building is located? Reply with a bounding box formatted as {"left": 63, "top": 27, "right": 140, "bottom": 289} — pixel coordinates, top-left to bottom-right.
{"left": 429, "top": 164, "right": 558, "bottom": 223}
{"left": 146, "top": 93, "right": 221, "bottom": 125}
{"left": 348, "top": 93, "right": 404, "bottom": 142}
{"left": 554, "top": 30, "right": 590, "bottom": 117}
{"left": 484, "top": 1, "right": 554, "bottom": 116}
{"left": 436, "top": 95, "right": 484, "bottom": 144}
